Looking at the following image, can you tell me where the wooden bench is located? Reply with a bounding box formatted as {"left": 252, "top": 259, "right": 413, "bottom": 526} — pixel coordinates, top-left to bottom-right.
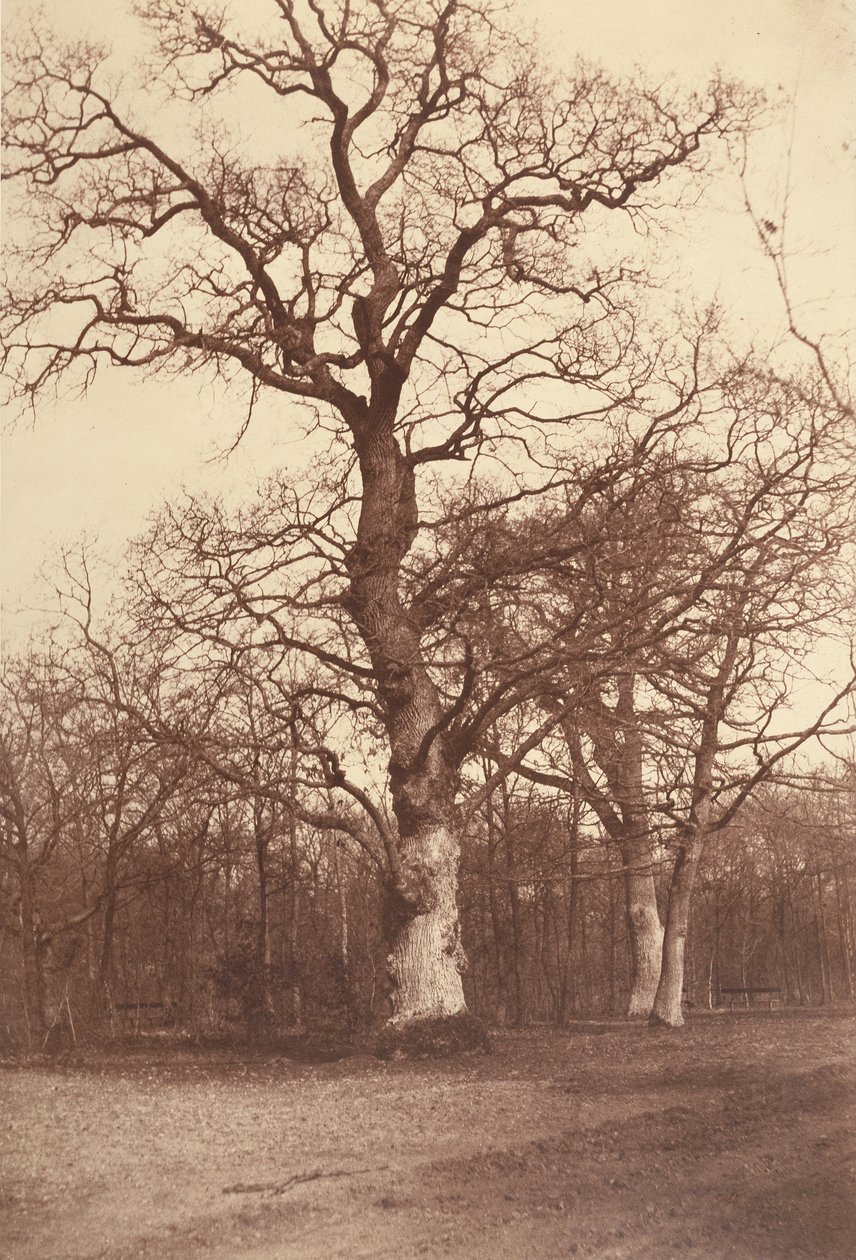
{"left": 115, "top": 1000, "right": 176, "bottom": 1029}
{"left": 720, "top": 987, "right": 781, "bottom": 1011}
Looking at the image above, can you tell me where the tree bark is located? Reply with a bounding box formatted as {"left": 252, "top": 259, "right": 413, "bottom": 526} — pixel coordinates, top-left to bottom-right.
{"left": 345, "top": 419, "right": 471, "bottom": 1035}
{"left": 649, "top": 620, "right": 742, "bottom": 1029}
{"left": 813, "top": 868, "right": 834, "bottom": 1005}
{"left": 834, "top": 862, "right": 854, "bottom": 1002}
{"left": 18, "top": 864, "right": 47, "bottom": 1046}
{"left": 94, "top": 869, "right": 118, "bottom": 1028}
{"left": 251, "top": 797, "right": 272, "bottom": 1040}
{"left": 286, "top": 765, "right": 303, "bottom": 1031}
{"left": 558, "top": 790, "right": 581, "bottom": 1024}
{"left": 623, "top": 851, "right": 665, "bottom": 1016}
{"left": 384, "top": 823, "right": 466, "bottom": 1023}
{"left": 649, "top": 839, "right": 702, "bottom": 1027}
{"left": 564, "top": 677, "right": 664, "bottom": 1018}
{"left": 612, "top": 675, "right": 663, "bottom": 1017}
{"left": 484, "top": 781, "right": 507, "bottom": 1022}
{"left": 502, "top": 796, "right": 527, "bottom": 1027}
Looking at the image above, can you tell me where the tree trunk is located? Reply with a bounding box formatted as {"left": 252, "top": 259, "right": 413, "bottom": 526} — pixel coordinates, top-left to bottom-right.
{"left": 784, "top": 866, "right": 807, "bottom": 1004}
{"left": 650, "top": 624, "right": 741, "bottom": 1029}
{"left": 18, "top": 864, "right": 46, "bottom": 1046}
{"left": 94, "top": 871, "right": 118, "bottom": 1029}
{"left": 251, "top": 800, "right": 272, "bottom": 1041}
{"left": 649, "top": 840, "right": 702, "bottom": 1027}
{"left": 623, "top": 847, "right": 664, "bottom": 1016}
{"left": 776, "top": 881, "right": 794, "bottom": 1002}
{"left": 613, "top": 672, "right": 663, "bottom": 1018}
{"left": 835, "top": 864, "right": 854, "bottom": 1003}
{"left": 557, "top": 794, "right": 581, "bottom": 1024}
{"left": 710, "top": 888, "right": 720, "bottom": 1008}
{"left": 345, "top": 421, "right": 477, "bottom": 1047}
{"left": 579, "top": 874, "right": 591, "bottom": 1012}
{"left": 384, "top": 822, "right": 466, "bottom": 1022}
{"left": 814, "top": 869, "right": 834, "bottom": 1005}
{"left": 503, "top": 816, "right": 527, "bottom": 1027}
{"left": 566, "top": 674, "right": 663, "bottom": 1019}
{"left": 335, "top": 843, "right": 352, "bottom": 1023}
{"left": 484, "top": 782, "right": 507, "bottom": 1022}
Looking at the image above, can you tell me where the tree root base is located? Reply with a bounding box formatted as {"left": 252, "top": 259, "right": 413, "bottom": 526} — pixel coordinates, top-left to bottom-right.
{"left": 375, "top": 1011, "right": 492, "bottom": 1059}
{"left": 647, "top": 1012, "right": 684, "bottom": 1029}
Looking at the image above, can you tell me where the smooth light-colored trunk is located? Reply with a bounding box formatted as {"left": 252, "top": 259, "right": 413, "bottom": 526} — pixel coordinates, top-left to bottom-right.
{"left": 650, "top": 626, "right": 741, "bottom": 1029}
{"left": 650, "top": 841, "right": 702, "bottom": 1027}
{"left": 625, "top": 865, "right": 665, "bottom": 1016}
{"left": 565, "top": 675, "right": 664, "bottom": 1019}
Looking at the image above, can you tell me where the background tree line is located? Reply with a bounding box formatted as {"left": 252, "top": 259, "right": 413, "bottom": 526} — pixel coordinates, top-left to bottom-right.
{"left": 2, "top": 439, "right": 854, "bottom": 1049}
{"left": 2, "top": 0, "right": 854, "bottom": 1051}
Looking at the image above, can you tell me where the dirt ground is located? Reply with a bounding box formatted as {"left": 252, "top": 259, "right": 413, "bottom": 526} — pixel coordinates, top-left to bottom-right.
{"left": 1, "top": 1009, "right": 854, "bottom": 1260}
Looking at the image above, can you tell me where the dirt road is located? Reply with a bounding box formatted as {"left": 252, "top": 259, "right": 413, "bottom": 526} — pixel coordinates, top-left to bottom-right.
{"left": 2, "top": 1010, "right": 854, "bottom": 1259}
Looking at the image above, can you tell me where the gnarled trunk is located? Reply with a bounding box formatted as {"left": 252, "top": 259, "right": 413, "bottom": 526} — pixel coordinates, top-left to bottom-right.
{"left": 386, "top": 824, "right": 466, "bottom": 1023}
{"left": 345, "top": 416, "right": 475, "bottom": 1044}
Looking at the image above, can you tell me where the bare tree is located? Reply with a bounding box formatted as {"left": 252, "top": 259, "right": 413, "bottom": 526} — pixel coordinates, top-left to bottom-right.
{"left": 0, "top": 655, "right": 82, "bottom": 1045}
{"left": 2, "top": 0, "right": 755, "bottom": 1043}
{"left": 644, "top": 376, "right": 855, "bottom": 1025}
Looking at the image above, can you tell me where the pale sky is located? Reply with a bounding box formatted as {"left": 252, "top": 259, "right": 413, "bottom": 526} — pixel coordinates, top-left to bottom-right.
{"left": 2, "top": 0, "right": 854, "bottom": 647}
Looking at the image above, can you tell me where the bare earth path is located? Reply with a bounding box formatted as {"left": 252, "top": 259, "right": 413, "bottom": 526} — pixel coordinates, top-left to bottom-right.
{"left": 2, "top": 1010, "right": 854, "bottom": 1260}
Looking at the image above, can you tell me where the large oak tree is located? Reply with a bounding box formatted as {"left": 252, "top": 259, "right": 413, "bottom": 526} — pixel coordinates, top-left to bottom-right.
{"left": 2, "top": 0, "right": 754, "bottom": 1040}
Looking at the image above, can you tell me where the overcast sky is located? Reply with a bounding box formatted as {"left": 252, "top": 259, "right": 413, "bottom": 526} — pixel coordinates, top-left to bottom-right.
{"left": 2, "top": 0, "right": 854, "bottom": 647}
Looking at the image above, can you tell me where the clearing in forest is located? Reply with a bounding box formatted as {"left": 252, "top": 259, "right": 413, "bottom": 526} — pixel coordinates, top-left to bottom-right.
{"left": 2, "top": 1009, "right": 854, "bottom": 1260}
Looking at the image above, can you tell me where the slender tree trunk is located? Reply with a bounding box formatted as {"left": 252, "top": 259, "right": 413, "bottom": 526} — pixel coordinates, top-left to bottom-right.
{"left": 334, "top": 842, "right": 353, "bottom": 1025}
{"left": 95, "top": 874, "right": 118, "bottom": 1027}
{"left": 608, "top": 867, "right": 618, "bottom": 1013}
{"left": 710, "top": 888, "right": 720, "bottom": 1008}
{"left": 503, "top": 819, "right": 527, "bottom": 1027}
{"left": 287, "top": 745, "right": 303, "bottom": 1030}
{"left": 814, "top": 869, "right": 834, "bottom": 1005}
{"left": 776, "top": 882, "right": 794, "bottom": 1003}
{"left": 650, "top": 839, "right": 702, "bottom": 1027}
{"left": 544, "top": 885, "right": 563, "bottom": 1022}
{"left": 836, "top": 865, "right": 855, "bottom": 1002}
{"left": 784, "top": 866, "right": 807, "bottom": 1004}
{"left": 649, "top": 623, "right": 741, "bottom": 1029}
{"left": 484, "top": 784, "right": 506, "bottom": 1022}
{"left": 580, "top": 881, "right": 591, "bottom": 1012}
{"left": 562, "top": 793, "right": 582, "bottom": 1020}
{"left": 251, "top": 799, "right": 272, "bottom": 1041}
{"left": 565, "top": 675, "right": 663, "bottom": 1019}
{"left": 18, "top": 862, "right": 46, "bottom": 1045}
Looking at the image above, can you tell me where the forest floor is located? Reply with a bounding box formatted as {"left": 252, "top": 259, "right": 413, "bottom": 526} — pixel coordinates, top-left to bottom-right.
{"left": 1, "top": 1009, "right": 854, "bottom": 1260}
